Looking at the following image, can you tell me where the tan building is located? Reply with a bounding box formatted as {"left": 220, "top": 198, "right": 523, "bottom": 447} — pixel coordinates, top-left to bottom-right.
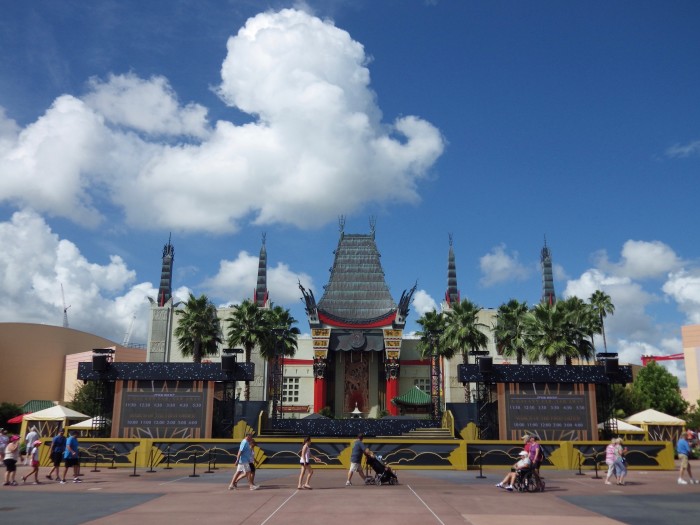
{"left": 0, "top": 323, "right": 145, "bottom": 406}
{"left": 682, "top": 324, "right": 700, "bottom": 406}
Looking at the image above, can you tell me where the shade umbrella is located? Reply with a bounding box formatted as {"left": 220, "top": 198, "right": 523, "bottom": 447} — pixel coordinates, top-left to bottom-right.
{"left": 7, "top": 413, "right": 29, "bottom": 424}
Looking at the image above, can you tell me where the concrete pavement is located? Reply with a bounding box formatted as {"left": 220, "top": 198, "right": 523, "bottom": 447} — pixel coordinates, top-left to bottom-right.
{"left": 1, "top": 462, "right": 698, "bottom": 525}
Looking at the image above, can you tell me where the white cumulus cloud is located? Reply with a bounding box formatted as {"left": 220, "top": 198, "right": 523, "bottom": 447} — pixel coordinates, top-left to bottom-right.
{"left": 594, "top": 240, "right": 683, "bottom": 280}
{"left": 663, "top": 269, "right": 700, "bottom": 324}
{"left": 412, "top": 289, "right": 438, "bottom": 316}
{"left": 0, "top": 209, "right": 156, "bottom": 343}
{"left": 83, "top": 73, "right": 210, "bottom": 138}
{"left": 0, "top": 8, "right": 444, "bottom": 235}
{"left": 202, "top": 250, "right": 314, "bottom": 306}
{"left": 479, "top": 244, "right": 531, "bottom": 287}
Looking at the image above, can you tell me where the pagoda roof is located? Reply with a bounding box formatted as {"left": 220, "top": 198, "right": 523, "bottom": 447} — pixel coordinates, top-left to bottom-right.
{"left": 391, "top": 386, "right": 432, "bottom": 407}
{"left": 317, "top": 232, "right": 397, "bottom": 326}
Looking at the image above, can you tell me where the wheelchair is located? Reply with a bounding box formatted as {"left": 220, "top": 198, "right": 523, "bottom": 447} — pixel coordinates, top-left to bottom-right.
{"left": 512, "top": 467, "right": 545, "bottom": 492}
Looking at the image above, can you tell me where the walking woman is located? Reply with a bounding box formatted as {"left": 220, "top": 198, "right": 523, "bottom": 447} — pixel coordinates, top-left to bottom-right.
{"left": 3, "top": 435, "right": 20, "bottom": 486}
{"left": 298, "top": 436, "right": 319, "bottom": 490}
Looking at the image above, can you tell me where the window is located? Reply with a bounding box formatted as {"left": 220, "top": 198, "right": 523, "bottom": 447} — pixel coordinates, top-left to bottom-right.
{"left": 283, "top": 377, "right": 300, "bottom": 403}
{"left": 414, "top": 378, "right": 430, "bottom": 393}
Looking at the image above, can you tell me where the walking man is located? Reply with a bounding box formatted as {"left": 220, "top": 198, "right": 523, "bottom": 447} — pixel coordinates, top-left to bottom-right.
{"left": 346, "top": 433, "right": 368, "bottom": 486}
{"left": 228, "top": 433, "right": 258, "bottom": 491}
{"left": 60, "top": 430, "right": 82, "bottom": 484}
{"left": 677, "top": 430, "right": 698, "bottom": 485}
{"left": 47, "top": 428, "right": 66, "bottom": 481}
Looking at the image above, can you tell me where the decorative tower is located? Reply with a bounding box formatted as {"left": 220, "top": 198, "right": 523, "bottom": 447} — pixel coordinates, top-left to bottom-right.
{"left": 148, "top": 235, "right": 177, "bottom": 362}
{"left": 254, "top": 233, "right": 269, "bottom": 307}
{"left": 541, "top": 238, "right": 556, "bottom": 306}
{"left": 299, "top": 217, "right": 415, "bottom": 416}
{"left": 157, "top": 234, "right": 175, "bottom": 307}
{"left": 444, "top": 234, "right": 460, "bottom": 309}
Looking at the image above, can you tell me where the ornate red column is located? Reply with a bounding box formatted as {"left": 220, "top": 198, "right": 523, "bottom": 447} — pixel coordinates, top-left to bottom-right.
{"left": 385, "top": 360, "right": 400, "bottom": 416}
{"left": 313, "top": 358, "right": 327, "bottom": 412}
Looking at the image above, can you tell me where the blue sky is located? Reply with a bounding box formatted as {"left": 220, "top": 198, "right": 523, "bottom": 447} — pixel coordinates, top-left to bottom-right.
{"left": 1, "top": 1, "right": 699, "bottom": 381}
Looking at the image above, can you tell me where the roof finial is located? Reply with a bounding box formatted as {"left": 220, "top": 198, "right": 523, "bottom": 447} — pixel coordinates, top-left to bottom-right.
{"left": 339, "top": 215, "right": 345, "bottom": 234}
{"left": 261, "top": 232, "right": 266, "bottom": 246}
{"left": 448, "top": 233, "right": 453, "bottom": 247}
{"left": 369, "top": 216, "right": 376, "bottom": 239}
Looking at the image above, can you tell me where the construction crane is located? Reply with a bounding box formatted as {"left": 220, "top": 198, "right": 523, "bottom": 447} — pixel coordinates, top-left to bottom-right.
{"left": 122, "top": 313, "right": 136, "bottom": 347}
{"left": 641, "top": 353, "right": 684, "bottom": 366}
{"left": 61, "top": 283, "right": 71, "bottom": 328}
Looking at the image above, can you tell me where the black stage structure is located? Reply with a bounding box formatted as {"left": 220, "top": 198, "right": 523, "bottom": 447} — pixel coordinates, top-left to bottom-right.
{"left": 459, "top": 355, "right": 632, "bottom": 440}
{"left": 78, "top": 356, "right": 255, "bottom": 439}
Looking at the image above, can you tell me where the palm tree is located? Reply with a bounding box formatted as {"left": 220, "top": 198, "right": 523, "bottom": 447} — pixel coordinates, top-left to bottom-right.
{"left": 259, "top": 305, "right": 300, "bottom": 417}
{"left": 226, "top": 299, "right": 267, "bottom": 401}
{"left": 494, "top": 299, "right": 530, "bottom": 365}
{"left": 416, "top": 310, "right": 449, "bottom": 358}
{"left": 443, "top": 299, "right": 489, "bottom": 402}
{"left": 416, "top": 310, "right": 450, "bottom": 418}
{"left": 174, "top": 293, "right": 222, "bottom": 364}
{"left": 259, "top": 305, "right": 300, "bottom": 359}
{"left": 590, "top": 290, "right": 615, "bottom": 353}
{"left": 524, "top": 302, "right": 576, "bottom": 366}
{"left": 557, "top": 296, "right": 596, "bottom": 364}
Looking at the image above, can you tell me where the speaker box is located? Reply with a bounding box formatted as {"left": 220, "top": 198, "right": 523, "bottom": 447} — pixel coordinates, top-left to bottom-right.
{"left": 221, "top": 355, "right": 236, "bottom": 372}
{"left": 479, "top": 357, "right": 493, "bottom": 374}
{"left": 92, "top": 355, "right": 108, "bottom": 372}
{"left": 605, "top": 358, "right": 619, "bottom": 375}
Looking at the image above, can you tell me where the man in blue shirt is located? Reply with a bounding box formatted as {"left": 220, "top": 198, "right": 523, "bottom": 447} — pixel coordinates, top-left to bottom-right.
{"left": 676, "top": 430, "right": 697, "bottom": 485}
{"left": 47, "top": 428, "right": 66, "bottom": 481}
{"left": 228, "top": 433, "right": 258, "bottom": 491}
{"left": 60, "top": 430, "right": 81, "bottom": 484}
{"left": 346, "top": 433, "right": 369, "bottom": 486}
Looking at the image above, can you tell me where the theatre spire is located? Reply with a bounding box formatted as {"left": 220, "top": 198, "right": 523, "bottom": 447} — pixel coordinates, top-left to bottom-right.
{"left": 157, "top": 234, "right": 174, "bottom": 307}
{"left": 541, "top": 237, "right": 556, "bottom": 306}
{"left": 254, "top": 233, "right": 269, "bottom": 308}
{"left": 445, "top": 234, "right": 460, "bottom": 309}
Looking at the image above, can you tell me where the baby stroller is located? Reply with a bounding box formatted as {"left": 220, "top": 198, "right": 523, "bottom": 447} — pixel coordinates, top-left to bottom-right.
{"left": 364, "top": 454, "right": 399, "bottom": 485}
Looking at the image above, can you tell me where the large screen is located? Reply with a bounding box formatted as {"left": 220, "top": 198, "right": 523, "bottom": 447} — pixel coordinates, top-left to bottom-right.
{"left": 112, "top": 380, "right": 212, "bottom": 438}
{"left": 498, "top": 382, "right": 596, "bottom": 441}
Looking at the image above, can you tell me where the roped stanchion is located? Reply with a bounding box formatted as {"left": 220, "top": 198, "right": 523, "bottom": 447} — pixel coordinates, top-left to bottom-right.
{"left": 163, "top": 445, "right": 172, "bottom": 470}
{"left": 108, "top": 447, "right": 117, "bottom": 469}
{"left": 130, "top": 452, "right": 140, "bottom": 477}
{"left": 205, "top": 450, "right": 214, "bottom": 474}
{"left": 576, "top": 451, "right": 586, "bottom": 476}
{"left": 189, "top": 452, "right": 200, "bottom": 478}
{"left": 91, "top": 448, "right": 101, "bottom": 473}
{"left": 475, "top": 451, "right": 486, "bottom": 479}
{"left": 212, "top": 448, "right": 219, "bottom": 470}
{"left": 146, "top": 449, "right": 157, "bottom": 473}
{"left": 592, "top": 449, "right": 602, "bottom": 479}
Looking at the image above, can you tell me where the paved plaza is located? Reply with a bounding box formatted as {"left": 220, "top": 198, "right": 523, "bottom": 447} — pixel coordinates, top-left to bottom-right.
{"left": 1, "top": 463, "right": 698, "bottom": 525}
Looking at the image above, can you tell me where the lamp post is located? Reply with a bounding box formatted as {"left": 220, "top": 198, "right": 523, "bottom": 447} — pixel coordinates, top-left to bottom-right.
{"left": 470, "top": 350, "right": 492, "bottom": 439}
{"left": 91, "top": 348, "right": 115, "bottom": 438}
{"left": 221, "top": 348, "right": 244, "bottom": 436}
{"left": 597, "top": 352, "right": 620, "bottom": 439}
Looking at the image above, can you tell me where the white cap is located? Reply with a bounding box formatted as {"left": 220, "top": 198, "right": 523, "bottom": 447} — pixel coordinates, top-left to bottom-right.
{"left": 518, "top": 451, "right": 528, "bottom": 456}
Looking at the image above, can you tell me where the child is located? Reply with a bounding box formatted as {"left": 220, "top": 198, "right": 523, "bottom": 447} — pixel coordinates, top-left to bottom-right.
{"left": 22, "top": 440, "right": 43, "bottom": 484}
